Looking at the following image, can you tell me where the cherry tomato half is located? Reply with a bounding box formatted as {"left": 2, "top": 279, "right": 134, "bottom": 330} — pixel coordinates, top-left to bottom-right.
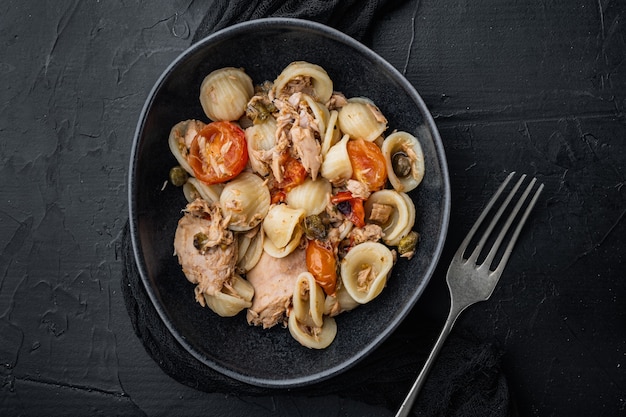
{"left": 189, "top": 121, "right": 248, "bottom": 185}
{"left": 347, "top": 138, "right": 387, "bottom": 191}
{"left": 306, "top": 239, "right": 337, "bottom": 296}
{"left": 277, "top": 154, "right": 307, "bottom": 191}
{"left": 331, "top": 191, "right": 366, "bottom": 228}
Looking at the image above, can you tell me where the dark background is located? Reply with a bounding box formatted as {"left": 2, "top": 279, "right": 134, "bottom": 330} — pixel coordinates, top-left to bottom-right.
{"left": 0, "top": 0, "right": 624, "bottom": 416}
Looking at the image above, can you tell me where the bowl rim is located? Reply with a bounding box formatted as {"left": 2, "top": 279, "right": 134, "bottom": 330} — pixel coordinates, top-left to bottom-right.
{"left": 128, "top": 16, "right": 451, "bottom": 388}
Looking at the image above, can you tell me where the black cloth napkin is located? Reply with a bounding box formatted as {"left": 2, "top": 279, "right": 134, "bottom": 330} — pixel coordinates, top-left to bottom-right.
{"left": 191, "top": 0, "right": 406, "bottom": 44}
{"left": 121, "top": 1, "right": 513, "bottom": 415}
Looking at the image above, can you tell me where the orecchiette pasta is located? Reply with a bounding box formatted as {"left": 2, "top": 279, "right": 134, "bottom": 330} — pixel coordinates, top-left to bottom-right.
{"left": 202, "top": 274, "right": 255, "bottom": 317}
{"left": 364, "top": 189, "right": 416, "bottom": 246}
{"left": 321, "top": 109, "right": 340, "bottom": 156}
{"left": 200, "top": 67, "right": 254, "bottom": 122}
{"left": 273, "top": 61, "right": 333, "bottom": 103}
{"left": 168, "top": 119, "right": 205, "bottom": 175}
{"left": 169, "top": 61, "right": 425, "bottom": 350}
{"left": 236, "top": 226, "right": 264, "bottom": 273}
{"left": 382, "top": 131, "right": 425, "bottom": 193}
{"left": 185, "top": 177, "right": 223, "bottom": 204}
{"left": 245, "top": 117, "right": 277, "bottom": 177}
{"left": 285, "top": 178, "right": 332, "bottom": 216}
{"left": 263, "top": 204, "right": 306, "bottom": 249}
{"left": 288, "top": 272, "right": 337, "bottom": 350}
{"left": 337, "top": 98, "right": 387, "bottom": 142}
{"left": 340, "top": 241, "right": 394, "bottom": 304}
{"left": 220, "top": 172, "right": 271, "bottom": 231}
{"left": 320, "top": 134, "right": 352, "bottom": 183}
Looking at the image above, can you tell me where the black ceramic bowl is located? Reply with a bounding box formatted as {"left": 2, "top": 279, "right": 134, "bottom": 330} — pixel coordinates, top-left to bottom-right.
{"left": 129, "top": 18, "right": 450, "bottom": 388}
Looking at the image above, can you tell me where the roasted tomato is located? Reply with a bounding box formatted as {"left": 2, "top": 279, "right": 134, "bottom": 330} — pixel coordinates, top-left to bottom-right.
{"left": 347, "top": 138, "right": 387, "bottom": 191}
{"left": 306, "top": 239, "right": 337, "bottom": 296}
{"left": 188, "top": 121, "right": 248, "bottom": 184}
{"left": 331, "top": 191, "right": 365, "bottom": 228}
{"left": 277, "top": 154, "right": 307, "bottom": 191}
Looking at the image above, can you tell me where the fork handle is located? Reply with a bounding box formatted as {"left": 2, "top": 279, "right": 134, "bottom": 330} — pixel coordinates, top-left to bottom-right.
{"left": 394, "top": 306, "right": 463, "bottom": 417}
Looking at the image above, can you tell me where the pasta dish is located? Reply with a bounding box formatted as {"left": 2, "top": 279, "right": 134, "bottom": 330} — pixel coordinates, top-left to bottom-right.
{"left": 167, "top": 62, "right": 425, "bottom": 349}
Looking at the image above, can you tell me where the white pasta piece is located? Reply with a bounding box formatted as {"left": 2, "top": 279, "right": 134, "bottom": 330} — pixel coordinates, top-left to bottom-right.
{"left": 186, "top": 177, "right": 223, "bottom": 204}
{"left": 321, "top": 110, "right": 340, "bottom": 156}
{"left": 182, "top": 181, "right": 199, "bottom": 203}
{"left": 382, "top": 131, "right": 425, "bottom": 192}
{"left": 364, "top": 189, "right": 415, "bottom": 246}
{"left": 292, "top": 272, "right": 325, "bottom": 327}
{"left": 323, "top": 284, "right": 360, "bottom": 317}
{"left": 220, "top": 172, "right": 270, "bottom": 231}
{"left": 262, "top": 204, "right": 306, "bottom": 248}
{"left": 273, "top": 61, "right": 333, "bottom": 103}
{"left": 288, "top": 310, "right": 337, "bottom": 349}
{"left": 245, "top": 117, "right": 277, "bottom": 176}
{"left": 200, "top": 67, "right": 254, "bottom": 122}
{"left": 337, "top": 98, "right": 387, "bottom": 142}
{"left": 168, "top": 119, "right": 205, "bottom": 175}
{"left": 285, "top": 178, "right": 332, "bottom": 216}
{"left": 262, "top": 224, "right": 303, "bottom": 258}
{"left": 302, "top": 94, "right": 330, "bottom": 136}
{"left": 320, "top": 134, "right": 352, "bottom": 183}
{"left": 236, "top": 227, "right": 264, "bottom": 273}
{"left": 340, "top": 241, "right": 394, "bottom": 304}
{"left": 202, "top": 274, "right": 254, "bottom": 317}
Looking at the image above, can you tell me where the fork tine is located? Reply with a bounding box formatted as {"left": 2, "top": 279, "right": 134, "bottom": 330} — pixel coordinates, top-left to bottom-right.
{"left": 455, "top": 171, "right": 515, "bottom": 259}
{"left": 467, "top": 173, "right": 526, "bottom": 264}
{"left": 455, "top": 172, "right": 517, "bottom": 260}
{"left": 489, "top": 179, "right": 544, "bottom": 275}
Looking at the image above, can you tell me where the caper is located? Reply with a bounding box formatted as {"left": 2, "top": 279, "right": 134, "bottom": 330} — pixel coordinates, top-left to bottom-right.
{"left": 169, "top": 166, "right": 188, "bottom": 187}
{"left": 397, "top": 231, "right": 419, "bottom": 256}
{"left": 392, "top": 152, "right": 412, "bottom": 178}
{"left": 193, "top": 232, "right": 208, "bottom": 251}
{"left": 303, "top": 215, "right": 327, "bottom": 240}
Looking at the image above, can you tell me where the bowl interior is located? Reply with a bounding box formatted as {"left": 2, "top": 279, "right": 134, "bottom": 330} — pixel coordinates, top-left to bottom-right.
{"left": 130, "top": 18, "right": 450, "bottom": 388}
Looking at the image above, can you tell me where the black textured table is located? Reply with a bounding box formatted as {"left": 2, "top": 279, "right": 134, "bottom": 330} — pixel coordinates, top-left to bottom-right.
{"left": 1, "top": 1, "right": 624, "bottom": 416}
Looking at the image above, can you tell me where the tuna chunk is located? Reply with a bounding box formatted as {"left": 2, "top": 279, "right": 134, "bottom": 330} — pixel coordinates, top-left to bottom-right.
{"left": 246, "top": 248, "right": 307, "bottom": 328}
{"left": 173, "top": 199, "right": 237, "bottom": 304}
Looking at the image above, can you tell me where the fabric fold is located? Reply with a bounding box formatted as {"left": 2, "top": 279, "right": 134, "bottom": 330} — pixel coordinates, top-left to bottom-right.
{"left": 192, "top": 0, "right": 406, "bottom": 43}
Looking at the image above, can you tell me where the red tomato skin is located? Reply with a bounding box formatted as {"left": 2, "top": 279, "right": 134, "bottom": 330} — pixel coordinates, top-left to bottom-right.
{"left": 346, "top": 138, "right": 387, "bottom": 191}
{"left": 189, "top": 121, "right": 248, "bottom": 185}
{"left": 331, "top": 191, "right": 366, "bottom": 228}
{"left": 306, "top": 239, "right": 337, "bottom": 296}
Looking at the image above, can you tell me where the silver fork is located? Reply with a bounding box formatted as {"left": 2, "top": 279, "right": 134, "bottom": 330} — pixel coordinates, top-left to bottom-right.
{"left": 395, "top": 172, "right": 544, "bottom": 417}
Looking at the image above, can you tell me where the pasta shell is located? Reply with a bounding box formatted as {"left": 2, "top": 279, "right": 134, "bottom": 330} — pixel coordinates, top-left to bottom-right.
{"left": 292, "top": 272, "right": 325, "bottom": 328}
{"left": 340, "top": 241, "right": 394, "bottom": 304}
{"left": 220, "top": 172, "right": 270, "bottom": 231}
{"left": 320, "top": 110, "right": 340, "bottom": 156}
{"left": 323, "top": 284, "right": 360, "bottom": 317}
{"left": 337, "top": 98, "right": 387, "bottom": 142}
{"left": 364, "top": 189, "right": 415, "bottom": 246}
{"left": 200, "top": 67, "right": 254, "bottom": 122}
{"left": 382, "top": 131, "right": 425, "bottom": 192}
{"left": 202, "top": 274, "right": 254, "bottom": 317}
{"left": 320, "top": 134, "right": 352, "bottom": 183}
{"left": 288, "top": 311, "right": 337, "bottom": 349}
{"left": 236, "top": 227, "right": 264, "bottom": 273}
{"left": 263, "top": 204, "right": 306, "bottom": 248}
{"left": 185, "top": 177, "right": 223, "bottom": 204}
{"left": 168, "top": 119, "right": 205, "bottom": 175}
{"left": 302, "top": 94, "right": 330, "bottom": 136}
{"left": 273, "top": 61, "right": 333, "bottom": 103}
{"left": 285, "top": 178, "right": 332, "bottom": 216}
{"left": 262, "top": 224, "right": 303, "bottom": 258}
{"left": 245, "top": 117, "right": 277, "bottom": 177}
